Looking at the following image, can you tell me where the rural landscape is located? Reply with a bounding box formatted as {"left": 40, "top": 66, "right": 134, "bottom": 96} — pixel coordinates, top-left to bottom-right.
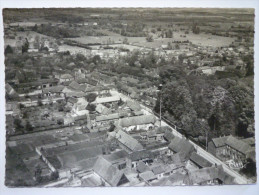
{"left": 3, "top": 8, "right": 256, "bottom": 187}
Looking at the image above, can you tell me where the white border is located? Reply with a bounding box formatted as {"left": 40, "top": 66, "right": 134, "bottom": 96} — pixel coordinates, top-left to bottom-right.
{"left": 0, "top": 1, "right": 259, "bottom": 195}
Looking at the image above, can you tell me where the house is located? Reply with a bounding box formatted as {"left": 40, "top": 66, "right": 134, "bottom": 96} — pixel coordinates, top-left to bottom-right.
{"left": 188, "top": 165, "right": 234, "bottom": 185}
{"left": 164, "top": 161, "right": 185, "bottom": 176}
{"left": 140, "top": 130, "right": 164, "bottom": 142}
{"left": 68, "top": 81, "right": 81, "bottom": 91}
{"left": 5, "top": 101, "right": 20, "bottom": 116}
{"left": 59, "top": 74, "right": 74, "bottom": 83}
{"left": 190, "top": 152, "right": 212, "bottom": 169}
{"left": 72, "top": 97, "right": 89, "bottom": 116}
{"left": 208, "top": 135, "right": 252, "bottom": 167}
{"left": 123, "top": 100, "right": 141, "bottom": 111}
{"left": 95, "top": 104, "right": 110, "bottom": 115}
{"left": 42, "top": 85, "right": 65, "bottom": 97}
{"left": 103, "top": 150, "right": 128, "bottom": 170}
{"left": 115, "top": 130, "right": 143, "bottom": 152}
{"left": 66, "top": 97, "right": 78, "bottom": 106}
{"left": 168, "top": 137, "right": 195, "bottom": 161}
{"left": 151, "top": 165, "right": 165, "bottom": 179}
{"left": 95, "top": 96, "right": 120, "bottom": 104}
{"left": 5, "top": 83, "right": 19, "bottom": 99}
{"left": 163, "top": 128, "right": 175, "bottom": 142}
{"left": 128, "top": 150, "right": 154, "bottom": 168}
{"left": 93, "top": 156, "right": 129, "bottom": 186}
{"left": 63, "top": 115, "right": 75, "bottom": 126}
{"left": 136, "top": 161, "right": 150, "bottom": 173}
{"left": 117, "top": 115, "right": 157, "bottom": 131}
{"left": 139, "top": 171, "right": 157, "bottom": 183}
{"left": 208, "top": 136, "right": 229, "bottom": 157}
{"left": 94, "top": 113, "right": 120, "bottom": 127}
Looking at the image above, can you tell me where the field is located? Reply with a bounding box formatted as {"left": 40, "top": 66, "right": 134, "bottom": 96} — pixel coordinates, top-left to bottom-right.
{"left": 65, "top": 29, "right": 235, "bottom": 49}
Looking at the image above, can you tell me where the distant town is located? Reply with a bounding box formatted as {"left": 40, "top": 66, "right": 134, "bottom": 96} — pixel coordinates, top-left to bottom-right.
{"left": 4, "top": 8, "right": 255, "bottom": 187}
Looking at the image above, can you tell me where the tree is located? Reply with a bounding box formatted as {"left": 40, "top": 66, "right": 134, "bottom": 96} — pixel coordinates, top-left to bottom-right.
{"left": 35, "top": 164, "right": 42, "bottom": 183}
{"left": 146, "top": 34, "right": 154, "bottom": 42}
{"left": 167, "top": 42, "right": 172, "bottom": 50}
{"left": 25, "top": 121, "right": 33, "bottom": 132}
{"left": 175, "top": 44, "right": 180, "bottom": 50}
{"left": 240, "top": 158, "right": 256, "bottom": 177}
{"left": 5, "top": 45, "right": 13, "bottom": 55}
{"left": 123, "top": 37, "right": 128, "bottom": 44}
{"left": 92, "top": 55, "right": 101, "bottom": 65}
{"left": 14, "top": 118, "right": 23, "bottom": 131}
{"left": 38, "top": 99, "right": 43, "bottom": 106}
{"left": 86, "top": 93, "right": 97, "bottom": 102}
{"left": 192, "top": 23, "right": 200, "bottom": 34}
{"left": 34, "top": 35, "right": 40, "bottom": 49}
{"left": 32, "top": 24, "right": 38, "bottom": 31}
{"left": 166, "top": 29, "right": 173, "bottom": 38}
{"left": 22, "top": 38, "right": 29, "bottom": 54}
{"left": 86, "top": 104, "right": 96, "bottom": 112}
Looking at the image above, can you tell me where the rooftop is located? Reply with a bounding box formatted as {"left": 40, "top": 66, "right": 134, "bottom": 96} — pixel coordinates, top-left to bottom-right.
{"left": 118, "top": 115, "right": 156, "bottom": 127}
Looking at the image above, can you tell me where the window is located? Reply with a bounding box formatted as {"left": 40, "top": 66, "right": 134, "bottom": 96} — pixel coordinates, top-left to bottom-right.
{"left": 118, "top": 163, "right": 126, "bottom": 170}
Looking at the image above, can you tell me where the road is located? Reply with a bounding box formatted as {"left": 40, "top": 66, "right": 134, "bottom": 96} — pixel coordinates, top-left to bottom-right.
{"left": 111, "top": 89, "right": 250, "bottom": 184}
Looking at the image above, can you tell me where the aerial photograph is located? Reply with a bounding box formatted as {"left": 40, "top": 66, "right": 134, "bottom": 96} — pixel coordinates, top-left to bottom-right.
{"left": 3, "top": 8, "right": 255, "bottom": 187}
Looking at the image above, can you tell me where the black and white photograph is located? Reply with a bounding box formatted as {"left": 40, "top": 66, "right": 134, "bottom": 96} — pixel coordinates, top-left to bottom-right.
{"left": 1, "top": 5, "right": 257, "bottom": 189}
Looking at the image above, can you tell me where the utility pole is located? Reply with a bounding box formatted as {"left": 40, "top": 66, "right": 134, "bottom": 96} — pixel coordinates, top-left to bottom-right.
{"left": 158, "top": 84, "right": 163, "bottom": 128}
{"left": 206, "top": 130, "right": 208, "bottom": 151}
{"left": 160, "top": 96, "right": 162, "bottom": 128}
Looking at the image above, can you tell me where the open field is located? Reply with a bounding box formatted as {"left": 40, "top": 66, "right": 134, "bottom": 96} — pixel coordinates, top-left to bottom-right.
{"left": 66, "top": 30, "right": 235, "bottom": 49}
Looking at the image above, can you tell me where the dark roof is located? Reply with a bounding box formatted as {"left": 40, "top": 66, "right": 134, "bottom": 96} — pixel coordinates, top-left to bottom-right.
{"left": 190, "top": 152, "right": 212, "bottom": 168}
{"left": 103, "top": 150, "right": 128, "bottom": 163}
{"left": 67, "top": 97, "right": 78, "bottom": 104}
{"left": 168, "top": 137, "right": 195, "bottom": 160}
{"left": 42, "top": 85, "right": 64, "bottom": 94}
{"left": 226, "top": 136, "right": 251, "bottom": 155}
{"left": 129, "top": 150, "right": 153, "bottom": 161}
{"left": 211, "top": 136, "right": 229, "bottom": 147}
{"left": 93, "top": 156, "right": 127, "bottom": 186}
{"left": 163, "top": 129, "right": 175, "bottom": 142}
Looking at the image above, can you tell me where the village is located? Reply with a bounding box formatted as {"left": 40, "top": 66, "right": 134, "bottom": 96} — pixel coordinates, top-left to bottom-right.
{"left": 4, "top": 8, "right": 255, "bottom": 187}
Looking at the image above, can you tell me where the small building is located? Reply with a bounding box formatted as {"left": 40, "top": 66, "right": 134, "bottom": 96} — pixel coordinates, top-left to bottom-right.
{"left": 208, "top": 135, "right": 252, "bottom": 167}
{"left": 59, "top": 74, "right": 74, "bottom": 83}
{"left": 115, "top": 130, "right": 143, "bottom": 152}
{"left": 190, "top": 152, "right": 212, "bottom": 169}
{"left": 95, "top": 96, "right": 120, "bottom": 104}
{"left": 93, "top": 156, "right": 129, "bottom": 186}
{"left": 94, "top": 113, "right": 120, "bottom": 127}
{"left": 118, "top": 115, "right": 157, "bottom": 131}
{"left": 139, "top": 171, "right": 157, "bottom": 183}
{"left": 42, "top": 85, "right": 65, "bottom": 97}
{"left": 128, "top": 150, "right": 154, "bottom": 168}
{"left": 151, "top": 165, "right": 165, "bottom": 179}
{"left": 168, "top": 136, "right": 195, "bottom": 161}
{"left": 136, "top": 161, "right": 150, "bottom": 173}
